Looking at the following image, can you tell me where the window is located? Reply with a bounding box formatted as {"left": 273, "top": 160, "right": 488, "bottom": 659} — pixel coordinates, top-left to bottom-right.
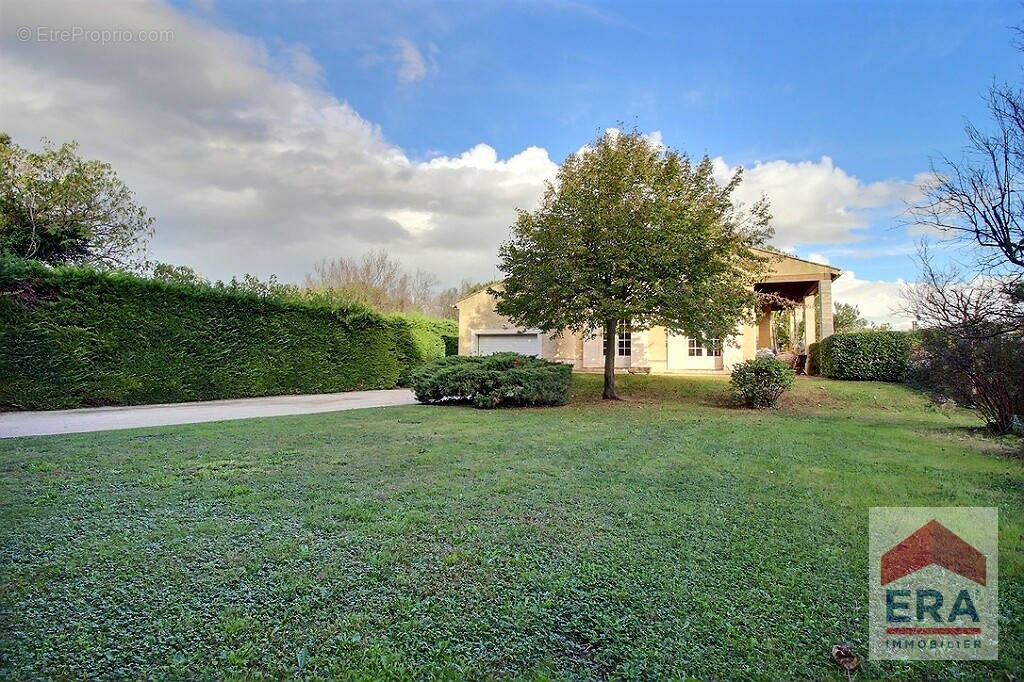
{"left": 688, "top": 337, "right": 703, "bottom": 356}
{"left": 604, "top": 319, "right": 631, "bottom": 356}
{"left": 617, "top": 320, "right": 631, "bottom": 357}
{"left": 707, "top": 338, "right": 722, "bottom": 357}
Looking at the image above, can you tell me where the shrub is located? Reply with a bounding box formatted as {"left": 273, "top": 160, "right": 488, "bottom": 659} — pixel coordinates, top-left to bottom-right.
{"left": 730, "top": 358, "right": 796, "bottom": 408}
{"left": 410, "top": 352, "right": 572, "bottom": 409}
{"left": 815, "top": 330, "right": 917, "bottom": 381}
{"left": 906, "top": 329, "right": 1024, "bottom": 435}
{"left": 806, "top": 341, "right": 822, "bottom": 376}
{"left": 0, "top": 257, "right": 445, "bottom": 410}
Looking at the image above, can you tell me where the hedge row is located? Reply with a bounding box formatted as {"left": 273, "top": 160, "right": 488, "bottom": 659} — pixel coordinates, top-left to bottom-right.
{"left": 808, "top": 330, "right": 918, "bottom": 382}
{"left": 0, "top": 258, "right": 455, "bottom": 410}
{"left": 388, "top": 315, "right": 456, "bottom": 385}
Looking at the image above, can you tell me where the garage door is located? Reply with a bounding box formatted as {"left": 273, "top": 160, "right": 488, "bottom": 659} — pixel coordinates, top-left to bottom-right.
{"left": 476, "top": 332, "right": 540, "bottom": 356}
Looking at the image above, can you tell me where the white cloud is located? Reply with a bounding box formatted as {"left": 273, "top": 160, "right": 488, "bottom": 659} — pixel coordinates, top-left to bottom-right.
{"left": 832, "top": 270, "right": 913, "bottom": 329}
{"left": 713, "top": 156, "right": 923, "bottom": 247}
{"left": 282, "top": 43, "right": 324, "bottom": 83}
{"left": 806, "top": 252, "right": 830, "bottom": 265}
{"left": 0, "top": 1, "right": 553, "bottom": 283}
{"left": 0, "top": 1, "right": 917, "bottom": 309}
{"left": 394, "top": 38, "right": 428, "bottom": 83}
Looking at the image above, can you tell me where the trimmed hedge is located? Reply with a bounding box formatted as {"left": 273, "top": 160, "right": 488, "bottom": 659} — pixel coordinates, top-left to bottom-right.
{"left": 730, "top": 358, "right": 795, "bottom": 408}
{"left": 811, "top": 330, "right": 918, "bottom": 382}
{"left": 410, "top": 353, "right": 572, "bottom": 409}
{"left": 389, "top": 316, "right": 447, "bottom": 385}
{"left": 412, "top": 316, "right": 458, "bottom": 357}
{"left": 0, "top": 258, "right": 449, "bottom": 410}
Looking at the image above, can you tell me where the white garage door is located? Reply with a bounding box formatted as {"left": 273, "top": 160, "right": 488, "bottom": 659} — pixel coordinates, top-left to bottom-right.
{"left": 476, "top": 332, "right": 540, "bottom": 356}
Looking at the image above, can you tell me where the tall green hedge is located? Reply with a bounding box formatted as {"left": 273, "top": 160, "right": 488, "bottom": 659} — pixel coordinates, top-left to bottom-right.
{"left": 810, "top": 330, "right": 918, "bottom": 382}
{"left": 406, "top": 316, "right": 458, "bottom": 356}
{"left": 388, "top": 315, "right": 447, "bottom": 385}
{"left": 0, "top": 258, "right": 450, "bottom": 410}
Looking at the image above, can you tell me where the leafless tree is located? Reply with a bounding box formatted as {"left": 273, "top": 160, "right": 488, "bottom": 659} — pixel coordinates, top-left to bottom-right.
{"left": 902, "top": 243, "right": 1023, "bottom": 338}
{"left": 912, "top": 80, "right": 1024, "bottom": 276}
{"left": 906, "top": 24, "right": 1024, "bottom": 335}
{"left": 305, "top": 249, "right": 443, "bottom": 315}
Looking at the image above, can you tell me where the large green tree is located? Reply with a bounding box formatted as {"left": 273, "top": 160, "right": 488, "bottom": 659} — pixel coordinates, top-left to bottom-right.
{"left": 0, "top": 135, "right": 153, "bottom": 270}
{"left": 495, "top": 129, "right": 772, "bottom": 399}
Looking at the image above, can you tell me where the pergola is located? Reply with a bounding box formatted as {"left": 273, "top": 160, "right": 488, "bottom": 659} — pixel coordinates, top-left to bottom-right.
{"left": 750, "top": 249, "right": 842, "bottom": 351}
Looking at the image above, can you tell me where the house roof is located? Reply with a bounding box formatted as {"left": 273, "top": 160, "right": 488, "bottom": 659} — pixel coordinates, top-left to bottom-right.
{"left": 455, "top": 248, "right": 840, "bottom": 306}
{"left": 751, "top": 247, "right": 842, "bottom": 279}
{"left": 453, "top": 282, "right": 503, "bottom": 307}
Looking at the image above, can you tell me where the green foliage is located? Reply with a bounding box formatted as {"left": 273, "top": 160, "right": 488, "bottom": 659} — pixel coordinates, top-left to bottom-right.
{"left": 151, "top": 262, "right": 205, "bottom": 285}
{"left": 0, "top": 136, "right": 153, "bottom": 270}
{"left": 833, "top": 302, "right": 869, "bottom": 334}
{"left": 410, "top": 353, "right": 572, "bottom": 408}
{"left": 772, "top": 309, "right": 793, "bottom": 350}
{"left": 816, "top": 330, "right": 917, "bottom": 382}
{"left": 729, "top": 358, "right": 796, "bottom": 407}
{"left": 494, "top": 127, "right": 773, "bottom": 398}
{"left": 410, "top": 315, "right": 458, "bottom": 356}
{"left": 807, "top": 341, "right": 822, "bottom": 376}
{"left": 388, "top": 315, "right": 449, "bottom": 385}
{"left": 0, "top": 257, "right": 446, "bottom": 409}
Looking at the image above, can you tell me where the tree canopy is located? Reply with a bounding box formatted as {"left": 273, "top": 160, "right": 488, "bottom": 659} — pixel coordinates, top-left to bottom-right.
{"left": 833, "top": 302, "right": 869, "bottom": 334}
{"left": 0, "top": 135, "right": 153, "bottom": 270}
{"left": 495, "top": 128, "right": 772, "bottom": 398}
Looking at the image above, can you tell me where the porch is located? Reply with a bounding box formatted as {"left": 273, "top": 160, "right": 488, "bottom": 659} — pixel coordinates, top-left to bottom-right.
{"left": 753, "top": 253, "right": 841, "bottom": 352}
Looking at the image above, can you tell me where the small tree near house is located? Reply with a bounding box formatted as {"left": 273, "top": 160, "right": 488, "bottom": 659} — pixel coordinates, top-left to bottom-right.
{"left": 494, "top": 128, "right": 773, "bottom": 399}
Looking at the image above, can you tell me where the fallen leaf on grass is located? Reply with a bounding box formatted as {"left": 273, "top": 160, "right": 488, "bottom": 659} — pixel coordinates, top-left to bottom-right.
{"left": 831, "top": 643, "right": 859, "bottom": 681}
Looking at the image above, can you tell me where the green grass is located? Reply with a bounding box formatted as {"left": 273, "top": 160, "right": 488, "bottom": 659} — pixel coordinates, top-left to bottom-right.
{"left": 1, "top": 374, "right": 1021, "bottom": 680}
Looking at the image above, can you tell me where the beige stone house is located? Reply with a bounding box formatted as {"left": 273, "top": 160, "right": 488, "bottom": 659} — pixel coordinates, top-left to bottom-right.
{"left": 454, "top": 249, "right": 841, "bottom": 373}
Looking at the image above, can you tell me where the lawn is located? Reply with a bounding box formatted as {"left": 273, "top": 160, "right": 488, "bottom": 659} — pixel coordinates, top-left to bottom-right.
{"left": 1, "top": 374, "right": 1021, "bottom": 680}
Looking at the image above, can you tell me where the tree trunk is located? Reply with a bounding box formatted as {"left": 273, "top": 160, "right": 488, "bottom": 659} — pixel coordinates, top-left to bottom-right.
{"left": 602, "top": 317, "right": 619, "bottom": 400}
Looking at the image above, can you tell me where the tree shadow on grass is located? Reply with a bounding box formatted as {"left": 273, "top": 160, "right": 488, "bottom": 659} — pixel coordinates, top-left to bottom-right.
{"left": 925, "top": 424, "right": 1024, "bottom": 459}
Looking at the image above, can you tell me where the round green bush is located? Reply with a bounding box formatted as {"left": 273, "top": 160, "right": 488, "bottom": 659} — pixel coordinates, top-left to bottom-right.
{"left": 410, "top": 352, "right": 572, "bottom": 409}
{"left": 730, "top": 358, "right": 796, "bottom": 408}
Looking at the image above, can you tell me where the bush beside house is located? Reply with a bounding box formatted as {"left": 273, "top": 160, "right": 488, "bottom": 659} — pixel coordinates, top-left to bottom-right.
{"left": 808, "top": 330, "right": 917, "bottom": 381}
{"left": 0, "top": 258, "right": 450, "bottom": 410}
{"left": 730, "top": 358, "right": 795, "bottom": 408}
{"left": 410, "top": 353, "right": 572, "bottom": 409}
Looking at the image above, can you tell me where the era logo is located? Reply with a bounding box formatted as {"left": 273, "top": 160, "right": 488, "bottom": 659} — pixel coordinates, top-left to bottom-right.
{"left": 885, "top": 588, "right": 978, "bottom": 624}
{"left": 869, "top": 508, "right": 998, "bottom": 661}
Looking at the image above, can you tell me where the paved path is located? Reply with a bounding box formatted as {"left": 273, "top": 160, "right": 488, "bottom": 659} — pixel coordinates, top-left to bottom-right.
{"left": 0, "top": 389, "right": 418, "bottom": 439}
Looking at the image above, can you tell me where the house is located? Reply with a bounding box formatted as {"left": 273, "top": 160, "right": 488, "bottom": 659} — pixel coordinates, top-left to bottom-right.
{"left": 454, "top": 249, "right": 842, "bottom": 373}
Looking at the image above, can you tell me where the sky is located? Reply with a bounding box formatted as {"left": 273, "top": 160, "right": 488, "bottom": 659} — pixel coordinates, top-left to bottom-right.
{"left": 1, "top": 0, "right": 1019, "bottom": 327}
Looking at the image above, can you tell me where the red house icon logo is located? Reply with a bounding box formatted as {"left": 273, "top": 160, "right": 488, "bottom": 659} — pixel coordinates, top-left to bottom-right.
{"left": 881, "top": 519, "right": 986, "bottom": 586}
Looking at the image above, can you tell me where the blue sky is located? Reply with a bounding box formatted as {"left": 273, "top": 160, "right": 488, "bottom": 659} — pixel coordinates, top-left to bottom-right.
{"left": 183, "top": 0, "right": 1017, "bottom": 282}
{"left": 201, "top": 0, "right": 1013, "bottom": 175}
{"left": 3, "top": 1, "right": 1020, "bottom": 325}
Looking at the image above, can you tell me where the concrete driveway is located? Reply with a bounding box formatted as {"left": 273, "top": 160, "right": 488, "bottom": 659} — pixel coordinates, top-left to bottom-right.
{"left": 0, "top": 389, "right": 418, "bottom": 439}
